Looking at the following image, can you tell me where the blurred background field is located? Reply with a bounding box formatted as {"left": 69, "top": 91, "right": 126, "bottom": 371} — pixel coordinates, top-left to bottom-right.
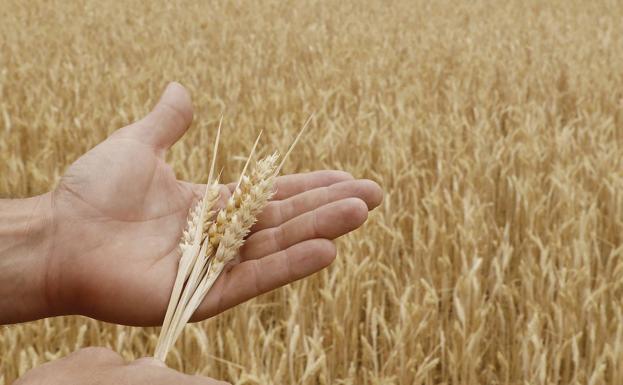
{"left": 1, "top": 0, "right": 622, "bottom": 384}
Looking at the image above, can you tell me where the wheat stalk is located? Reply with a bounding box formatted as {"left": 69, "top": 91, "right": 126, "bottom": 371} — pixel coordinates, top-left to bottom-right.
{"left": 155, "top": 117, "right": 310, "bottom": 362}
{"left": 163, "top": 154, "right": 279, "bottom": 351}
{"left": 155, "top": 130, "right": 265, "bottom": 361}
{"left": 154, "top": 118, "right": 223, "bottom": 360}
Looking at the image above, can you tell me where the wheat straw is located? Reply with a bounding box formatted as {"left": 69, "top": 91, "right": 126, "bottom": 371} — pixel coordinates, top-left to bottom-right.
{"left": 155, "top": 130, "right": 270, "bottom": 361}
{"left": 154, "top": 119, "right": 223, "bottom": 360}
{"left": 166, "top": 154, "right": 279, "bottom": 351}
{"left": 156, "top": 116, "right": 307, "bottom": 361}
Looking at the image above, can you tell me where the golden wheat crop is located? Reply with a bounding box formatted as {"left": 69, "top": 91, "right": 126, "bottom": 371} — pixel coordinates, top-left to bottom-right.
{"left": 1, "top": 0, "right": 622, "bottom": 384}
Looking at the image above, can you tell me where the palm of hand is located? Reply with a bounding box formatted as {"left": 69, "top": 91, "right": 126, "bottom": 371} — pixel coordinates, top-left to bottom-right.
{"left": 51, "top": 133, "right": 203, "bottom": 325}
{"left": 45, "top": 83, "right": 382, "bottom": 326}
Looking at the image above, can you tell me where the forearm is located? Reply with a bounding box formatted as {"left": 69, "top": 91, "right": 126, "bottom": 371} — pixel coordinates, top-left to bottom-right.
{"left": 0, "top": 194, "right": 54, "bottom": 324}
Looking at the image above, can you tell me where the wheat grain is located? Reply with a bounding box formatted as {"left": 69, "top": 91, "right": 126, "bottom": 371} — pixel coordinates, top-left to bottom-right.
{"left": 166, "top": 154, "right": 280, "bottom": 349}
{"left": 155, "top": 120, "right": 223, "bottom": 360}
{"left": 155, "top": 129, "right": 276, "bottom": 361}
{"left": 159, "top": 129, "right": 295, "bottom": 360}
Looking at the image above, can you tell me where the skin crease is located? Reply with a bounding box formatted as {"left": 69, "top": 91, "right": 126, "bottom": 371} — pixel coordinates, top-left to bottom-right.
{"left": 12, "top": 82, "right": 382, "bottom": 384}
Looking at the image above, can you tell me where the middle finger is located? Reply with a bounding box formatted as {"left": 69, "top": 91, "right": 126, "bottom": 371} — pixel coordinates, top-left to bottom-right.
{"left": 252, "top": 179, "right": 382, "bottom": 232}
{"left": 240, "top": 197, "right": 369, "bottom": 261}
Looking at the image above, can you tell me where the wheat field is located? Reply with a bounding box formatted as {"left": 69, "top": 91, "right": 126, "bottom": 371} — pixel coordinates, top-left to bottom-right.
{"left": 1, "top": 0, "right": 622, "bottom": 384}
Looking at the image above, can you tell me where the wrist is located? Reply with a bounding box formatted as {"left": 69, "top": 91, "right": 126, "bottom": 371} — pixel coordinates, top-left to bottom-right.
{"left": 0, "top": 193, "right": 55, "bottom": 324}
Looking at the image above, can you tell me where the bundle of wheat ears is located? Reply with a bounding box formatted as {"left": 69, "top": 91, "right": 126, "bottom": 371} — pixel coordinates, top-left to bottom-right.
{"left": 154, "top": 118, "right": 309, "bottom": 362}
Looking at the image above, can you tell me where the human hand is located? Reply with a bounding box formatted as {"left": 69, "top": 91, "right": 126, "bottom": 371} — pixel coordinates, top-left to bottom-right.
{"left": 32, "top": 82, "right": 382, "bottom": 326}
{"left": 14, "top": 347, "right": 229, "bottom": 385}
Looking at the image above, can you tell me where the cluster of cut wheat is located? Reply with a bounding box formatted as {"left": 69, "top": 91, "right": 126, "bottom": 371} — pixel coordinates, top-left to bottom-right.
{"left": 154, "top": 118, "right": 308, "bottom": 362}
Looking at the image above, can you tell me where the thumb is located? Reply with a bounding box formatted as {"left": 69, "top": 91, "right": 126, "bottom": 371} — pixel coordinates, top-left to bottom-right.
{"left": 130, "top": 356, "right": 167, "bottom": 367}
{"left": 137, "top": 82, "right": 194, "bottom": 149}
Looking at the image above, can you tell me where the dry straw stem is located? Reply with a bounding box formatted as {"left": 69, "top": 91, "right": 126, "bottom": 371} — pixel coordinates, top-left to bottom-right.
{"left": 156, "top": 130, "right": 269, "bottom": 361}
{"left": 155, "top": 119, "right": 223, "bottom": 360}
{"left": 167, "top": 154, "right": 279, "bottom": 352}
{"left": 158, "top": 116, "right": 307, "bottom": 361}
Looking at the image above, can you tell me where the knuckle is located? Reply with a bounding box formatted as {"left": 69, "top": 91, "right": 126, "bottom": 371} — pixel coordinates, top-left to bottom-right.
{"left": 264, "top": 201, "right": 282, "bottom": 225}
{"left": 276, "top": 200, "right": 289, "bottom": 224}
{"left": 272, "top": 226, "right": 286, "bottom": 250}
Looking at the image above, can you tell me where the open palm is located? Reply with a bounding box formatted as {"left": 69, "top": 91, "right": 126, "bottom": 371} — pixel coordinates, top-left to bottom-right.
{"left": 46, "top": 83, "right": 382, "bottom": 326}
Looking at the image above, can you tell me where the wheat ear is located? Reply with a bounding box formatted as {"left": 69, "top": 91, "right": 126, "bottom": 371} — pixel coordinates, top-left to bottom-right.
{"left": 156, "top": 117, "right": 309, "bottom": 362}
{"left": 157, "top": 132, "right": 263, "bottom": 359}
{"left": 154, "top": 119, "right": 222, "bottom": 360}
{"left": 167, "top": 153, "right": 279, "bottom": 348}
